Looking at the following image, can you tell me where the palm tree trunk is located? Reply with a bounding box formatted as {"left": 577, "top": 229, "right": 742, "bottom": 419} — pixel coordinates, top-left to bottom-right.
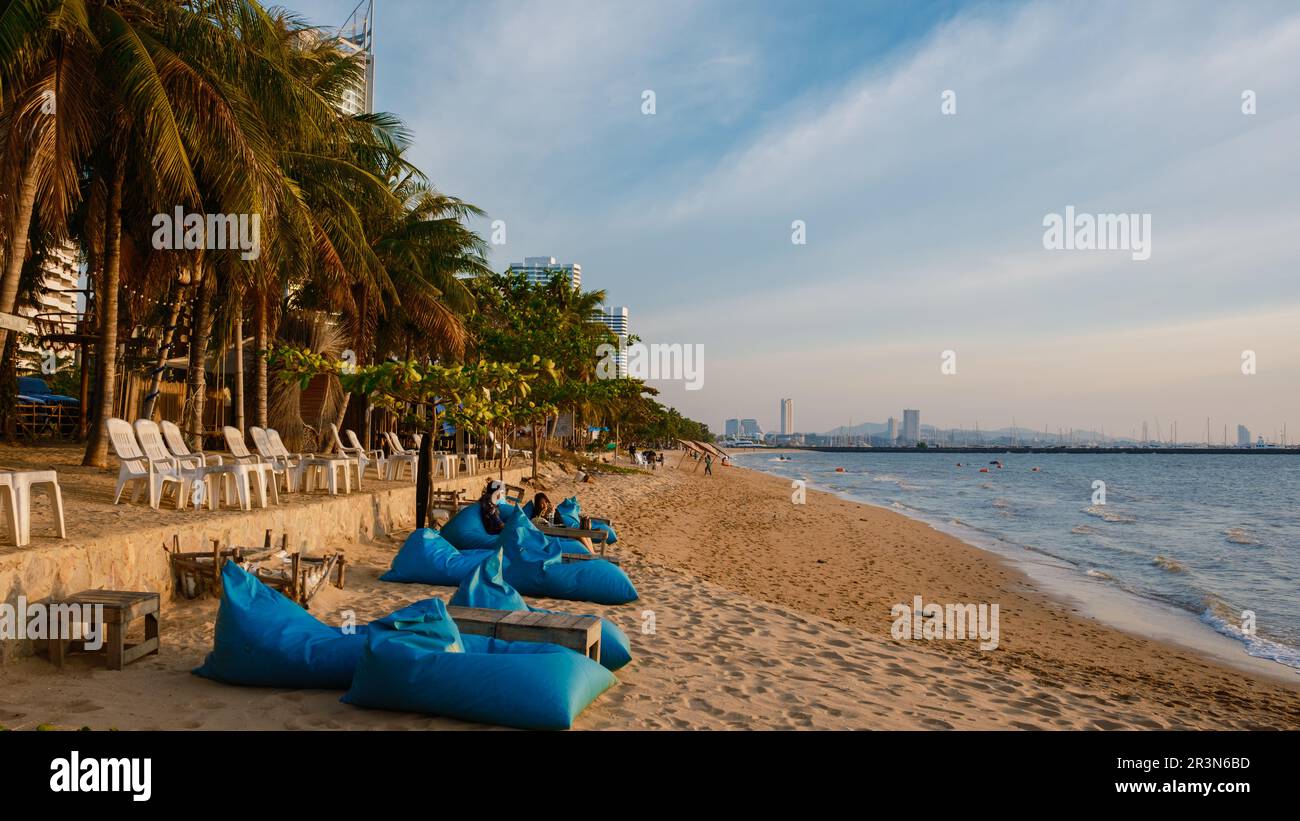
{"left": 184, "top": 269, "right": 216, "bottom": 448}
{"left": 0, "top": 152, "right": 42, "bottom": 354}
{"left": 233, "top": 295, "right": 245, "bottom": 434}
{"left": 1, "top": 333, "right": 18, "bottom": 443}
{"left": 81, "top": 165, "right": 125, "bottom": 468}
{"left": 333, "top": 391, "right": 351, "bottom": 452}
{"left": 141, "top": 281, "right": 185, "bottom": 421}
{"left": 255, "top": 287, "right": 268, "bottom": 427}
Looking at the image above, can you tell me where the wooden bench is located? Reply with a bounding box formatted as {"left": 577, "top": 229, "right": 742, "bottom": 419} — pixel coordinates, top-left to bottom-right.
{"left": 536, "top": 522, "right": 618, "bottom": 557}
{"left": 447, "top": 606, "right": 601, "bottom": 663}
{"left": 503, "top": 484, "right": 527, "bottom": 505}
{"left": 47, "top": 590, "right": 160, "bottom": 671}
{"left": 428, "top": 489, "right": 470, "bottom": 521}
{"left": 560, "top": 552, "right": 621, "bottom": 565}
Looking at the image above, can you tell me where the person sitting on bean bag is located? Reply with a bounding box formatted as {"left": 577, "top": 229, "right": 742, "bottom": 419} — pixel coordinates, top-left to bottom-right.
{"left": 478, "top": 479, "right": 507, "bottom": 535}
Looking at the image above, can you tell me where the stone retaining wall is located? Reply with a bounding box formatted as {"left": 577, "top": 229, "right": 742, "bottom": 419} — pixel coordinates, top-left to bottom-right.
{"left": 0, "top": 466, "right": 530, "bottom": 663}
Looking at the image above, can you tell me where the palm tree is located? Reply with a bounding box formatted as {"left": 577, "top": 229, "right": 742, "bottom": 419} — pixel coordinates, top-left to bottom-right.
{"left": 0, "top": 0, "right": 99, "bottom": 353}
{"left": 3, "top": 1, "right": 488, "bottom": 464}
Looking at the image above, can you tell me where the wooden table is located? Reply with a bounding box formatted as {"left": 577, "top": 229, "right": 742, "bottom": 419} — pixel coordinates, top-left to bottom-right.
{"left": 47, "top": 590, "right": 160, "bottom": 671}
{"left": 447, "top": 606, "right": 602, "bottom": 663}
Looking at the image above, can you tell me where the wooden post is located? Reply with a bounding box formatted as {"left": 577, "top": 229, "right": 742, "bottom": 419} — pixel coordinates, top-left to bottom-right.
{"left": 531, "top": 421, "right": 540, "bottom": 481}
{"left": 211, "top": 538, "right": 222, "bottom": 590}
{"left": 415, "top": 427, "right": 432, "bottom": 529}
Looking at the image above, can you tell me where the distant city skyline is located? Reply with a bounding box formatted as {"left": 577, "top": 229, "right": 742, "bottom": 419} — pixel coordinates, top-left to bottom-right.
{"left": 730, "top": 404, "right": 1289, "bottom": 446}
{"left": 292, "top": 0, "right": 1300, "bottom": 437}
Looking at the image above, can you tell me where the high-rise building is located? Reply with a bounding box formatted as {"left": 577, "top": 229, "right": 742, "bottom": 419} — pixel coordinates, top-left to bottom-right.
{"left": 17, "top": 243, "right": 81, "bottom": 360}
{"left": 334, "top": 1, "right": 374, "bottom": 116}
{"left": 740, "top": 419, "right": 762, "bottom": 439}
{"left": 725, "top": 418, "right": 740, "bottom": 438}
{"left": 298, "top": 3, "right": 374, "bottom": 116}
{"left": 886, "top": 416, "right": 898, "bottom": 444}
{"left": 902, "top": 409, "right": 921, "bottom": 444}
{"left": 779, "top": 398, "right": 794, "bottom": 435}
{"left": 1237, "top": 424, "right": 1251, "bottom": 447}
{"left": 592, "top": 305, "right": 629, "bottom": 378}
{"left": 592, "top": 305, "right": 628, "bottom": 335}
{"left": 507, "top": 256, "right": 582, "bottom": 288}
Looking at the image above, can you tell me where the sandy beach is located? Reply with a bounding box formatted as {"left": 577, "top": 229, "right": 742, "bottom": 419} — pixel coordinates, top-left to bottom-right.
{"left": 1, "top": 451, "right": 1297, "bottom": 730}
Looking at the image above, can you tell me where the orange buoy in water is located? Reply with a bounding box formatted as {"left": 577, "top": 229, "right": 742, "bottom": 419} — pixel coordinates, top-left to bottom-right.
{"left": 835, "top": 467, "right": 846, "bottom": 472}
{"left": 979, "top": 467, "right": 990, "bottom": 473}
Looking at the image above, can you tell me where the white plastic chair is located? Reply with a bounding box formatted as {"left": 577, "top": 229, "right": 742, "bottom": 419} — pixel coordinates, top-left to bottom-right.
{"left": 228, "top": 428, "right": 289, "bottom": 493}
{"left": 251, "top": 426, "right": 306, "bottom": 492}
{"left": 108, "top": 418, "right": 187, "bottom": 509}
{"left": 328, "top": 424, "right": 380, "bottom": 481}
{"left": 411, "top": 433, "right": 456, "bottom": 479}
{"left": 346, "top": 428, "right": 388, "bottom": 480}
{"left": 382, "top": 431, "right": 418, "bottom": 481}
{"left": 223, "top": 426, "right": 258, "bottom": 463}
{"left": 0, "top": 470, "right": 66, "bottom": 546}
{"left": 161, "top": 419, "right": 222, "bottom": 469}
{"left": 136, "top": 419, "right": 221, "bottom": 509}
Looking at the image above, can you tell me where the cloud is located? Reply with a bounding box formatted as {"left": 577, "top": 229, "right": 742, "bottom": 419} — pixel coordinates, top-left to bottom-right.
{"left": 293, "top": 0, "right": 1300, "bottom": 436}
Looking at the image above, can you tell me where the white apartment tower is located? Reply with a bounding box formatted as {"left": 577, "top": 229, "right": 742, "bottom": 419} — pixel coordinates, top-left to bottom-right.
{"left": 779, "top": 398, "right": 794, "bottom": 435}
{"left": 17, "top": 243, "right": 81, "bottom": 360}
{"left": 508, "top": 256, "right": 582, "bottom": 288}
{"left": 902, "top": 409, "right": 921, "bottom": 444}
{"left": 592, "top": 304, "right": 629, "bottom": 378}
{"left": 334, "top": 1, "right": 374, "bottom": 116}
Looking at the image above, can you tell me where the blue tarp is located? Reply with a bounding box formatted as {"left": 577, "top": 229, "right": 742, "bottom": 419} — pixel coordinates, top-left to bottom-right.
{"left": 450, "top": 551, "right": 633, "bottom": 670}
{"left": 341, "top": 598, "right": 616, "bottom": 730}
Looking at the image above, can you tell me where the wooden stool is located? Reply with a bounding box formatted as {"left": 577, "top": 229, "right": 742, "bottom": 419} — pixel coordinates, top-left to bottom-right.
{"left": 48, "top": 590, "right": 160, "bottom": 671}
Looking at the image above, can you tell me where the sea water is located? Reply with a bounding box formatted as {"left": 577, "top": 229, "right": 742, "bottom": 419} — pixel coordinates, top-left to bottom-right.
{"left": 736, "top": 451, "right": 1300, "bottom": 672}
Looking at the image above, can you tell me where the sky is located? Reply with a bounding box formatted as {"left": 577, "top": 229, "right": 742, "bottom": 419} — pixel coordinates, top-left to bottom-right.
{"left": 291, "top": 0, "right": 1300, "bottom": 440}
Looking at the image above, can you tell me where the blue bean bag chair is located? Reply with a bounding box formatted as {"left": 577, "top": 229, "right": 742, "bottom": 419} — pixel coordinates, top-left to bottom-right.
{"left": 380, "top": 528, "right": 495, "bottom": 586}
{"left": 496, "top": 510, "right": 638, "bottom": 605}
{"left": 194, "top": 561, "right": 441, "bottom": 689}
{"left": 450, "top": 551, "right": 633, "bottom": 671}
{"left": 503, "top": 501, "right": 591, "bottom": 554}
{"left": 439, "top": 503, "right": 503, "bottom": 551}
{"left": 341, "top": 598, "right": 616, "bottom": 730}
{"left": 557, "top": 496, "right": 618, "bottom": 544}
{"left": 441, "top": 499, "right": 592, "bottom": 555}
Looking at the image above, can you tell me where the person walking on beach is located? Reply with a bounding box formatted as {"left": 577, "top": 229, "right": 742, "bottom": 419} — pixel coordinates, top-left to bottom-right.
{"left": 704, "top": 454, "right": 713, "bottom": 475}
